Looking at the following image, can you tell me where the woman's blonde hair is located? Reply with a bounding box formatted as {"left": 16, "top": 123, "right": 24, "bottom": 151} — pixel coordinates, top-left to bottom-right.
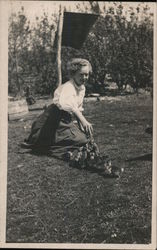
{"left": 67, "top": 58, "right": 92, "bottom": 77}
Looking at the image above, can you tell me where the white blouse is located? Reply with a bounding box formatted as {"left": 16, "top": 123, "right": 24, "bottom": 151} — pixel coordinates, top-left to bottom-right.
{"left": 53, "top": 79, "right": 85, "bottom": 113}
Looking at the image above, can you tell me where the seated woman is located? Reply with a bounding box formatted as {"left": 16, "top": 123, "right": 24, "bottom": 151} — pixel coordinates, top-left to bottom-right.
{"left": 21, "top": 58, "right": 93, "bottom": 155}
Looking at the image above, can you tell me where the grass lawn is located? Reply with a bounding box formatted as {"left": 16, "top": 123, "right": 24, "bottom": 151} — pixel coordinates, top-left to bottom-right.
{"left": 6, "top": 93, "right": 153, "bottom": 243}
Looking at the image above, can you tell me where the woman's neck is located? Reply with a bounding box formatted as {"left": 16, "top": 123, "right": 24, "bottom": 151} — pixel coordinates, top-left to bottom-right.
{"left": 71, "top": 79, "right": 84, "bottom": 91}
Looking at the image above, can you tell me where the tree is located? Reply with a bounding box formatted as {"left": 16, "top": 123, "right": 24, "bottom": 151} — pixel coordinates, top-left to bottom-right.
{"left": 8, "top": 7, "right": 31, "bottom": 96}
{"left": 8, "top": 2, "right": 153, "bottom": 96}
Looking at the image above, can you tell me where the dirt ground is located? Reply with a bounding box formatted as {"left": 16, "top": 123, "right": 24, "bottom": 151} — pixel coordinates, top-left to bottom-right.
{"left": 7, "top": 93, "right": 153, "bottom": 243}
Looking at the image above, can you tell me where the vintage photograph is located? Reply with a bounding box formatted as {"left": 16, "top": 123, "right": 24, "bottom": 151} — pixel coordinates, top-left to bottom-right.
{"left": 0, "top": 0, "right": 156, "bottom": 248}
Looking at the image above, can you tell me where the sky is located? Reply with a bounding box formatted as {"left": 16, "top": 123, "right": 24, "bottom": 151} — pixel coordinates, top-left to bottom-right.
{"left": 8, "top": 1, "right": 155, "bottom": 27}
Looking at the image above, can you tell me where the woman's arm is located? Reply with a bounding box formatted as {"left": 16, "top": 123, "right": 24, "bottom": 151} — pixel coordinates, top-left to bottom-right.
{"left": 74, "top": 109, "right": 93, "bottom": 136}
{"left": 55, "top": 82, "right": 93, "bottom": 135}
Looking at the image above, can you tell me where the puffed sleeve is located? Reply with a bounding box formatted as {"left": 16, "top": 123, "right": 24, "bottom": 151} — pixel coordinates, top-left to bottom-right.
{"left": 59, "top": 85, "right": 77, "bottom": 112}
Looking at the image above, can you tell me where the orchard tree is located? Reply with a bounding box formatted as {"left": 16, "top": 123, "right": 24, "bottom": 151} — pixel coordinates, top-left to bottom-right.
{"left": 77, "top": 2, "right": 153, "bottom": 93}
{"left": 8, "top": 7, "right": 31, "bottom": 95}
{"left": 29, "top": 12, "right": 57, "bottom": 95}
{"left": 8, "top": 2, "right": 153, "bottom": 96}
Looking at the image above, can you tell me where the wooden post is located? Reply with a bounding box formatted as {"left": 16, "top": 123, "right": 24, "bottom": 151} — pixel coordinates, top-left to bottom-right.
{"left": 57, "top": 4, "right": 64, "bottom": 86}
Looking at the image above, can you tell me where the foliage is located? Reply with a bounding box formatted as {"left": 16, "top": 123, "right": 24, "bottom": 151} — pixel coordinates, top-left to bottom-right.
{"left": 81, "top": 3, "right": 153, "bottom": 93}
{"left": 8, "top": 3, "right": 153, "bottom": 96}
{"left": 8, "top": 7, "right": 31, "bottom": 95}
{"left": 8, "top": 8, "right": 57, "bottom": 96}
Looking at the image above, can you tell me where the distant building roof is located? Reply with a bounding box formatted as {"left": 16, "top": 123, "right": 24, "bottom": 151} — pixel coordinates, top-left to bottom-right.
{"left": 61, "top": 12, "right": 98, "bottom": 49}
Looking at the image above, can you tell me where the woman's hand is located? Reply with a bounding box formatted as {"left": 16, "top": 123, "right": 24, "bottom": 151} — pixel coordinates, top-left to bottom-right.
{"left": 82, "top": 120, "right": 93, "bottom": 136}
{"left": 74, "top": 109, "right": 93, "bottom": 136}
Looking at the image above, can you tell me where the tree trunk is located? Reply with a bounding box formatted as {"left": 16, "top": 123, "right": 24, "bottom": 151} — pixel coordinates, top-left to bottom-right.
{"left": 56, "top": 5, "right": 64, "bottom": 87}
{"left": 14, "top": 51, "right": 21, "bottom": 97}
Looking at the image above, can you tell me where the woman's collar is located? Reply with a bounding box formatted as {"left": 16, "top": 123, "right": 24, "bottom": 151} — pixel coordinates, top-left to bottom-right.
{"left": 71, "top": 79, "right": 85, "bottom": 91}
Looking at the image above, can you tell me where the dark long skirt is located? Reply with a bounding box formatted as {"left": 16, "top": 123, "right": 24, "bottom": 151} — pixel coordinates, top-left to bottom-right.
{"left": 24, "top": 104, "right": 88, "bottom": 155}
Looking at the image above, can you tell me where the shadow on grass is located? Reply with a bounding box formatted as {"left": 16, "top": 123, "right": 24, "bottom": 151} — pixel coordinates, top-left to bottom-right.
{"left": 70, "top": 164, "right": 120, "bottom": 179}
{"left": 18, "top": 147, "right": 119, "bottom": 178}
{"left": 126, "top": 153, "right": 152, "bottom": 162}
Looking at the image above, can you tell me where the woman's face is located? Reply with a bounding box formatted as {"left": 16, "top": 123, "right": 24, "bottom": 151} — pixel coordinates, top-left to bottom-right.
{"left": 73, "top": 65, "right": 90, "bottom": 87}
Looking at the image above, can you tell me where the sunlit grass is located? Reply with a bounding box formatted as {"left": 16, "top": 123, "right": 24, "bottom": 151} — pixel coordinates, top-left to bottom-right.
{"left": 7, "top": 93, "right": 152, "bottom": 243}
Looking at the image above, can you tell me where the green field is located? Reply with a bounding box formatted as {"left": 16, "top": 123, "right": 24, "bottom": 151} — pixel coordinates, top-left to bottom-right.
{"left": 7, "top": 93, "right": 153, "bottom": 243}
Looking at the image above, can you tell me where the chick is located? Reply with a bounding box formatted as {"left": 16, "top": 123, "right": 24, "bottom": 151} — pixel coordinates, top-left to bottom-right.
{"left": 111, "top": 166, "right": 124, "bottom": 178}
{"left": 64, "top": 151, "right": 73, "bottom": 161}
